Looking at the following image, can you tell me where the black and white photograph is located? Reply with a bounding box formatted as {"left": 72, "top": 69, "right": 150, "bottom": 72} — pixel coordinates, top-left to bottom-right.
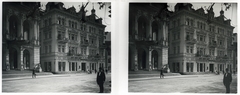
{"left": 2, "top": 2, "right": 111, "bottom": 93}
{"left": 128, "top": 3, "right": 237, "bottom": 93}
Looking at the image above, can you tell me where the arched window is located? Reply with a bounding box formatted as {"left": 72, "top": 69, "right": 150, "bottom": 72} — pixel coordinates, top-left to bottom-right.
{"left": 152, "top": 21, "right": 158, "bottom": 41}
{"left": 23, "top": 21, "right": 30, "bottom": 40}
{"left": 9, "top": 15, "right": 19, "bottom": 40}
{"left": 138, "top": 16, "right": 148, "bottom": 40}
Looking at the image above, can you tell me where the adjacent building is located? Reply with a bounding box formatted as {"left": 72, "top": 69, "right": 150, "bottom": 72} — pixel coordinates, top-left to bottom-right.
{"left": 104, "top": 32, "right": 111, "bottom": 71}
{"left": 39, "top": 2, "right": 107, "bottom": 73}
{"left": 2, "top": 2, "right": 41, "bottom": 71}
{"left": 128, "top": 3, "right": 169, "bottom": 71}
{"left": 232, "top": 33, "right": 237, "bottom": 73}
{"left": 168, "top": 3, "right": 235, "bottom": 74}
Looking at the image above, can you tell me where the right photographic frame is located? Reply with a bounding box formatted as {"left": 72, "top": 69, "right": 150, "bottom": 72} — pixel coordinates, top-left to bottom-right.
{"left": 128, "top": 3, "right": 237, "bottom": 93}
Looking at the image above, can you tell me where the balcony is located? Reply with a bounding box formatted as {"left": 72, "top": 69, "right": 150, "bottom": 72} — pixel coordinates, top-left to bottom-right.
{"left": 81, "top": 40, "right": 89, "bottom": 46}
{"left": 99, "top": 43, "right": 106, "bottom": 49}
{"left": 208, "top": 41, "right": 217, "bottom": 48}
{"left": 186, "top": 38, "right": 197, "bottom": 45}
{"left": 57, "top": 37, "right": 69, "bottom": 43}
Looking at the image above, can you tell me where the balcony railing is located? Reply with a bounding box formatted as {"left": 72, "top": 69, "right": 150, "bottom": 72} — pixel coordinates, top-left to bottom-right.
{"left": 81, "top": 40, "right": 89, "bottom": 46}
{"left": 99, "top": 43, "right": 106, "bottom": 48}
{"left": 58, "top": 37, "right": 69, "bottom": 43}
{"left": 208, "top": 41, "right": 217, "bottom": 48}
{"left": 186, "top": 38, "right": 197, "bottom": 44}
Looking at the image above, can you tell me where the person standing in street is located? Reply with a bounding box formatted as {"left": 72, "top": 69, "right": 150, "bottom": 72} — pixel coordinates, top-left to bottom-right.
{"left": 223, "top": 68, "right": 232, "bottom": 93}
{"left": 32, "top": 68, "right": 36, "bottom": 78}
{"left": 160, "top": 68, "right": 164, "bottom": 78}
{"left": 96, "top": 67, "right": 106, "bottom": 93}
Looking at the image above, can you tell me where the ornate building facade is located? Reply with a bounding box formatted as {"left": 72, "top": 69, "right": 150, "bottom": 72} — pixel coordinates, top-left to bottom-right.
{"left": 2, "top": 2, "right": 41, "bottom": 71}
{"left": 39, "top": 2, "right": 106, "bottom": 73}
{"left": 168, "top": 3, "right": 235, "bottom": 74}
{"left": 128, "top": 3, "right": 169, "bottom": 71}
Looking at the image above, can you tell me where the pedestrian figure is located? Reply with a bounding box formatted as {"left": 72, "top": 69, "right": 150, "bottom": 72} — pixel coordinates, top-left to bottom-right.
{"left": 106, "top": 69, "right": 108, "bottom": 74}
{"left": 160, "top": 69, "right": 164, "bottom": 78}
{"left": 32, "top": 68, "right": 36, "bottom": 78}
{"left": 95, "top": 69, "right": 97, "bottom": 74}
{"left": 223, "top": 68, "right": 232, "bottom": 93}
{"left": 96, "top": 67, "right": 106, "bottom": 93}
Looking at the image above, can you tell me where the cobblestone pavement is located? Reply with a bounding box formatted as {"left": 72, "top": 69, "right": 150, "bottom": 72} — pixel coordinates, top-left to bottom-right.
{"left": 2, "top": 73, "right": 111, "bottom": 93}
{"left": 129, "top": 74, "right": 237, "bottom": 93}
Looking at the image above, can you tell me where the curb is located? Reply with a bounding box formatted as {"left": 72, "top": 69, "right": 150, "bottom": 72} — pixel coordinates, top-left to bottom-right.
{"left": 2, "top": 74, "right": 71, "bottom": 81}
{"left": 129, "top": 75, "right": 204, "bottom": 81}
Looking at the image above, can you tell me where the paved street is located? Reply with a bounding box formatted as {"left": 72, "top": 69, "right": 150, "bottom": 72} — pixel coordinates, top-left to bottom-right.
{"left": 2, "top": 73, "right": 111, "bottom": 93}
{"left": 129, "top": 74, "right": 237, "bottom": 93}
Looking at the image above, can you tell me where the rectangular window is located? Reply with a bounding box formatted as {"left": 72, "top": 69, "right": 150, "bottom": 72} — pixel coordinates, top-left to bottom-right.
{"left": 69, "top": 21, "right": 71, "bottom": 27}
{"left": 174, "top": 47, "right": 176, "bottom": 54}
{"left": 45, "top": 33, "right": 47, "bottom": 39}
{"left": 178, "top": 46, "right": 180, "bottom": 53}
{"left": 58, "top": 62, "right": 62, "bottom": 71}
{"left": 62, "top": 18, "right": 65, "bottom": 25}
{"left": 49, "top": 32, "right": 51, "bottom": 39}
{"left": 44, "top": 20, "right": 47, "bottom": 26}
{"left": 69, "top": 62, "right": 71, "bottom": 71}
{"left": 62, "top": 45, "right": 65, "bottom": 53}
{"left": 186, "top": 46, "right": 189, "bottom": 53}
{"left": 190, "top": 46, "right": 193, "bottom": 53}
{"left": 58, "top": 45, "right": 61, "bottom": 52}
{"left": 178, "top": 19, "right": 180, "bottom": 26}
{"left": 49, "top": 18, "right": 52, "bottom": 25}
{"left": 62, "top": 62, "right": 65, "bottom": 71}
{"left": 49, "top": 45, "right": 51, "bottom": 53}
{"left": 75, "top": 22, "right": 77, "bottom": 29}
{"left": 72, "top": 22, "right": 74, "bottom": 28}
{"left": 45, "top": 46, "right": 48, "bottom": 53}
{"left": 191, "top": 63, "right": 194, "bottom": 72}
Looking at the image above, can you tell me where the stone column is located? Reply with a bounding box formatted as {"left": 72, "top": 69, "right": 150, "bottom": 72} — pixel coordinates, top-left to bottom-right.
{"left": 55, "top": 59, "right": 58, "bottom": 72}
{"left": 158, "top": 50, "right": 162, "bottom": 70}
{"left": 19, "top": 48, "right": 24, "bottom": 70}
{"left": 148, "top": 19, "right": 152, "bottom": 40}
{"left": 148, "top": 49, "right": 152, "bottom": 71}
{"left": 19, "top": 19, "right": 23, "bottom": 40}
{"left": 5, "top": 47, "right": 10, "bottom": 71}
{"left": 134, "top": 48, "right": 138, "bottom": 71}
{"left": 182, "top": 60, "right": 186, "bottom": 73}
{"left": 135, "top": 14, "right": 140, "bottom": 39}
{"left": 145, "top": 49, "right": 150, "bottom": 71}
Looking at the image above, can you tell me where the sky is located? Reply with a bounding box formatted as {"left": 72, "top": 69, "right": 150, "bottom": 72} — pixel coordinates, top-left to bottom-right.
{"left": 40, "top": 2, "right": 111, "bottom": 32}
{"left": 168, "top": 3, "right": 237, "bottom": 33}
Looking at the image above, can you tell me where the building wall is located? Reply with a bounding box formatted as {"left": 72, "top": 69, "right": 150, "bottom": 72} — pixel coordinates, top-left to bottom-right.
{"left": 169, "top": 3, "right": 235, "bottom": 74}
{"left": 129, "top": 3, "right": 169, "bottom": 71}
{"left": 40, "top": 3, "right": 106, "bottom": 73}
{"left": 2, "top": 2, "right": 41, "bottom": 71}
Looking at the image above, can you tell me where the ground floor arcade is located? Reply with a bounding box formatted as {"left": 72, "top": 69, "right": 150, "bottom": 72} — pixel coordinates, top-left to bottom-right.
{"left": 40, "top": 57, "right": 106, "bottom": 73}
{"left": 2, "top": 43, "right": 40, "bottom": 71}
{"left": 169, "top": 60, "right": 234, "bottom": 74}
{"left": 128, "top": 44, "right": 168, "bottom": 71}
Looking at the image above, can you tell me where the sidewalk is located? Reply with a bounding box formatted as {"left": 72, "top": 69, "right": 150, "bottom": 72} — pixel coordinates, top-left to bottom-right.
{"left": 129, "top": 74, "right": 216, "bottom": 81}
{"left": 2, "top": 74, "right": 71, "bottom": 81}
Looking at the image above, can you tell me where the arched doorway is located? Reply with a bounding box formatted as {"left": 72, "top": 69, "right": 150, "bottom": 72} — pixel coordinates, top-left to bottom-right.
{"left": 138, "top": 48, "right": 147, "bottom": 70}
{"left": 152, "top": 50, "right": 158, "bottom": 70}
{"left": 23, "top": 20, "right": 30, "bottom": 40}
{"left": 138, "top": 16, "right": 147, "bottom": 40}
{"left": 23, "top": 49, "right": 30, "bottom": 69}
{"left": 9, "top": 48, "right": 18, "bottom": 69}
{"left": 9, "top": 15, "right": 19, "bottom": 40}
{"left": 152, "top": 21, "right": 159, "bottom": 41}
